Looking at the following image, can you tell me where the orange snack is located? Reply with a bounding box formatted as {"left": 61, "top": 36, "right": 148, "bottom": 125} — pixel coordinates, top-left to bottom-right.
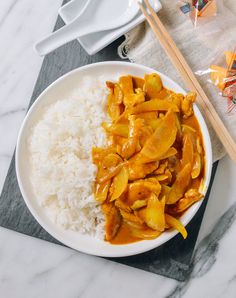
{"left": 210, "top": 65, "right": 228, "bottom": 91}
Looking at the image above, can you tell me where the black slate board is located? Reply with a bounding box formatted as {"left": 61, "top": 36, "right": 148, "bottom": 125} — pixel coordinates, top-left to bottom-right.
{"left": 0, "top": 0, "right": 218, "bottom": 281}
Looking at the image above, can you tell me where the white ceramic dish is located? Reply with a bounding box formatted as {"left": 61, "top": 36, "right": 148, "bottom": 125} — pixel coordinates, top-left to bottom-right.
{"left": 16, "top": 61, "right": 212, "bottom": 258}
{"left": 59, "top": 0, "right": 162, "bottom": 55}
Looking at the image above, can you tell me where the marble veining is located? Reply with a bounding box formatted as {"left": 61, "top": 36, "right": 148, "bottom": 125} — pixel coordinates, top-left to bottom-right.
{"left": 166, "top": 202, "right": 236, "bottom": 297}
{"left": 0, "top": 0, "right": 236, "bottom": 297}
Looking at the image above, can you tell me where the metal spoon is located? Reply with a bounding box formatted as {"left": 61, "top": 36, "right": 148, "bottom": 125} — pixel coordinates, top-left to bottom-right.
{"left": 35, "top": 0, "right": 139, "bottom": 56}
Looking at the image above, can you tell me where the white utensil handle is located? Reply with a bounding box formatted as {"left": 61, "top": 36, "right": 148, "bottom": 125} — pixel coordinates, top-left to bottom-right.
{"left": 35, "top": 20, "right": 91, "bottom": 56}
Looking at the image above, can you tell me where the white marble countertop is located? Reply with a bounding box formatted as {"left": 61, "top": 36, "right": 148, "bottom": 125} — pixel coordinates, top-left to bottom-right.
{"left": 1, "top": 1, "right": 236, "bottom": 297}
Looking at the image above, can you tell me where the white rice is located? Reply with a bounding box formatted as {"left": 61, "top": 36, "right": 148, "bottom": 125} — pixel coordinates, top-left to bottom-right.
{"left": 28, "top": 76, "right": 110, "bottom": 239}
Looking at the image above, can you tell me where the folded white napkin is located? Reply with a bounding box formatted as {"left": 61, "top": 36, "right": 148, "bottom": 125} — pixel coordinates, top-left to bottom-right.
{"left": 118, "top": 0, "right": 236, "bottom": 161}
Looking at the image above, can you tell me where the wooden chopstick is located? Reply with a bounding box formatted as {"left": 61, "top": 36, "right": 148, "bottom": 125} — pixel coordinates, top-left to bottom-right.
{"left": 139, "top": 0, "right": 236, "bottom": 163}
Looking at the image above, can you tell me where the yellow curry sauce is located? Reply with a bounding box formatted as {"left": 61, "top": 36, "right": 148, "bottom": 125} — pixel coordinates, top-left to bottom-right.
{"left": 92, "top": 74, "right": 205, "bottom": 245}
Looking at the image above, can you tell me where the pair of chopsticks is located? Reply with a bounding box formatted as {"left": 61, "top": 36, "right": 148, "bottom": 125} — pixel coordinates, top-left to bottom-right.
{"left": 139, "top": 0, "right": 236, "bottom": 163}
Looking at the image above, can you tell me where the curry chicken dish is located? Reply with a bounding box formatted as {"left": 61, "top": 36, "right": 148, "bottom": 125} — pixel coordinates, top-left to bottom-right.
{"left": 92, "top": 73, "right": 205, "bottom": 244}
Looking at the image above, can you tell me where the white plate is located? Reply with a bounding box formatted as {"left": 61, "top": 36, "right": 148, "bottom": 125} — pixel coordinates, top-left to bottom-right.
{"left": 16, "top": 61, "right": 212, "bottom": 257}
{"left": 59, "top": 0, "right": 162, "bottom": 55}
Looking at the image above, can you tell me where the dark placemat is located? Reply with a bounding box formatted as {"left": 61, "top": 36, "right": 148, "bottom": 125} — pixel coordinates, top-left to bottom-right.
{"left": 0, "top": 0, "right": 218, "bottom": 281}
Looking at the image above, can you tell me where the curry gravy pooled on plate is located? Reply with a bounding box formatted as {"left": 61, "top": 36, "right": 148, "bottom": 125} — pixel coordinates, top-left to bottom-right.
{"left": 92, "top": 73, "right": 205, "bottom": 244}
